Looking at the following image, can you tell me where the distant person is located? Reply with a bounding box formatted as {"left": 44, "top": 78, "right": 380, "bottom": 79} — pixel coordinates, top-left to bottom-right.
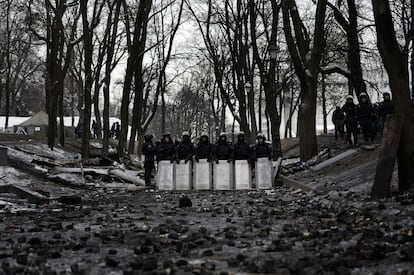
{"left": 356, "top": 93, "right": 376, "bottom": 143}
{"left": 176, "top": 131, "right": 194, "bottom": 164}
{"left": 75, "top": 122, "right": 84, "bottom": 139}
{"left": 233, "top": 132, "right": 251, "bottom": 162}
{"left": 342, "top": 95, "right": 358, "bottom": 145}
{"left": 377, "top": 92, "right": 394, "bottom": 135}
{"left": 92, "top": 120, "right": 98, "bottom": 139}
{"left": 110, "top": 122, "right": 116, "bottom": 139}
{"left": 332, "top": 106, "right": 345, "bottom": 140}
{"left": 114, "top": 122, "right": 121, "bottom": 139}
{"left": 194, "top": 132, "right": 213, "bottom": 162}
{"left": 142, "top": 133, "right": 156, "bottom": 186}
{"left": 156, "top": 132, "right": 176, "bottom": 163}
{"left": 213, "top": 132, "right": 232, "bottom": 163}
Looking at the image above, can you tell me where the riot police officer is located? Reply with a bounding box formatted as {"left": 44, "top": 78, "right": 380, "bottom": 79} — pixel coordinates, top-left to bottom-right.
{"left": 176, "top": 131, "right": 194, "bottom": 163}
{"left": 213, "top": 132, "right": 232, "bottom": 163}
{"left": 233, "top": 131, "right": 251, "bottom": 161}
{"left": 252, "top": 133, "right": 272, "bottom": 160}
{"left": 142, "top": 133, "right": 156, "bottom": 186}
{"left": 377, "top": 92, "right": 394, "bottom": 135}
{"left": 342, "top": 95, "right": 358, "bottom": 145}
{"left": 195, "top": 132, "right": 213, "bottom": 162}
{"left": 156, "top": 132, "right": 176, "bottom": 162}
{"left": 356, "top": 93, "right": 375, "bottom": 143}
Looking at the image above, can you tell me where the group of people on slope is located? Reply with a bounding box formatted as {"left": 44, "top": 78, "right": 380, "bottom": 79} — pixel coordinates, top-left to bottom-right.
{"left": 142, "top": 131, "right": 272, "bottom": 186}
{"left": 332, "top": 92, "right": 394, "bottom": 145}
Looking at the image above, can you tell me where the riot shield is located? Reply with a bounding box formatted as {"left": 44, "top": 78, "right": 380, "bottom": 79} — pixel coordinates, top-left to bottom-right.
{"left": 234, "top": 160, "right": 251, "bottom": 189}
{"left": 213, "top": 160, "right": 232, "bottom": 190}
{"left": 175, "top": 161, "right": 192, "bottom": 190}
{"left": 194, "top": 159, "right": 212, "bottom": 190}
{"left": 256, "top": 157, "right": 273, "bottom": 189}
{"left": 157, "top": 160, "right": 175, "bottom": 190}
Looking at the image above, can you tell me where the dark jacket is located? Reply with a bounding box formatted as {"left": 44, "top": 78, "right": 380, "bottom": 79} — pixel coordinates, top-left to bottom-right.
{"left": 142, "top": 137, "right": 156, "bottom": 162}
{"left": 156, "top": 140, "right": 175, "bottom": 161}
{"left": 377, "top": 100, "right": 394, "bottom": 118}
{"left": 253, "top": 142, "right": 272, "bottom": 159}
{"left": 176, "top": 140, "right": 194, "bottom": 160}
{"left": 357, "top": 102, "right": 374, "bottom": 121}
{"left": 213, "top": 140, "right": 232, "bottom": 160}
{"left": 332, "top": 109, "right": 345, "bottom": 123}
{"left": 342, "top": 102, "right": 357, "bottom": 120}
{"left": 233, "top": 137, "right": 251, "bottom": 160}
{"left": 195, "top": 140, "right": 213, "bottom": 160}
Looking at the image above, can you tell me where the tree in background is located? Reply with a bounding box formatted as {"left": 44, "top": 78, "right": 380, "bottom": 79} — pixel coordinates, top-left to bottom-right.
{"left": 282, "top": 0, "right": 328, "bottom": 161}
{"left": 28, "top": 0, "right": 81, "bottom": 149}
{"left": 0, "top": 0, "right": 44, "bottom": 126}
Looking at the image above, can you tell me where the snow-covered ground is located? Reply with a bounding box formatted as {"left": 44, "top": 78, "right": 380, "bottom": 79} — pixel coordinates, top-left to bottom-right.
{"left": 0, "top": 116, "right": 132, "bottom": 137}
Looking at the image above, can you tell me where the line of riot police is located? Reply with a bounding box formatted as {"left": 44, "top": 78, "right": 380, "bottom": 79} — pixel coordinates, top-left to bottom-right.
{"left": 142, "top": 131, "right": 273, "bottom": 188}
{"left": 332, "top": 92, "right": 394, "bottom": 145}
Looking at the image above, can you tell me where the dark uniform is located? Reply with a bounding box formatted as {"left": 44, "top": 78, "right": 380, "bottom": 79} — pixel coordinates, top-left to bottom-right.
{"left": 176, "top": 132, "right": 194, "bottom": 163}
{"left": 195, "top": 133, "right": 213, "bottom": 162}
{"left": 252, "top": 133, "right": 272, "bottom": 160}
{"left": 332, "top": 106, "right": 345, "bottom": 140}
{"left": 213, "top": 133, "right": 232, "bottom": 163}
{"left": 233, "top": 132, "right": 251, "bottom": 161}
{"left": 356, "top": 94, "right": 375, "bottom": 143}
{"left": 142, "top": 134, "right": 156, "bottom": 186}
{"left": 342, "top": 97, "right": 358, "bottom": 145}
{"left": 377, "top": 92, "right": 394, "bottom": 135}
{"left": 156, "top": 133, "right": 176, "bottom": 162}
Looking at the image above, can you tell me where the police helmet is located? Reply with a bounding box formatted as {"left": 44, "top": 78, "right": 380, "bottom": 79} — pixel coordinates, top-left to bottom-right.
{"left": 182, "top": 131, "right": 190, "bottom": 137}
{"left": 257, "top": 133, "right": 266, "bottom": 139}
{"left": 237, "top": 131, "right": 245, "bottom": 137}
{"left": 219, "top": 132, "right": 226, "bottom": 137}
{"left": 346, "top": 95, "right": 353, "bottom": 101}
{"left": 359, "top": 92, "right": 368, "bottom": 98}
{"left": 200, "top": 132, "right": 208, "bottom": 137}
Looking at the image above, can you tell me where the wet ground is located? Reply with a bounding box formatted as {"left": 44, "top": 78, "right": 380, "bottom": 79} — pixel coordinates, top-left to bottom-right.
{"left": 1, "top": 187, "right": 414, "bottom": 274}
{"left": 1, "top": 134, "right": 413, "bottom": 274}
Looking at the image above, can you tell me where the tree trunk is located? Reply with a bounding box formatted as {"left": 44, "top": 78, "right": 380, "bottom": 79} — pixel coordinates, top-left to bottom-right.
{"left": 327, "top": 0, "right": 366, "bottom": 97}
{"left": 371, "top": 114, "right": 403, "bottom": 199}
{"left": 93, "top": 85, "right": 102, "bottom": 139}
{"left": 249, "top": 0, "right": 282, "bottom": 156}
{"left": 371, "top": 0, "right": 414, "bottom": 196}
{"left": 127, "top": 0, "right": 153, "bottom": 156}
{"left": 282, "top": 0, "right": 327, "bottom": 160}
{"left": 58, "top": 78, "right": 65, "bottom": 146}
{"left": 346, "top": 0, "right": 367, "bottom": 97}
{"left": 258, "top": 84, "right": 263, "bottom": 133}
{"left": 321, "top": 74, "right": 327, "bottom": 134}
{"left": 411, "top": 0, "right": 414, "bottom": 101}
{"left": 4, "top": 0, "right": 11, "bottom": 129}
{"left": 100, "top": 0, "right": 121, "bottom": 150}
{"left": 81, "top": 0, "right": 93, "bottom": 159}
{"left": 161, "top": 82, "right": 166, "bottom": 135}
{"left": 298, "top": 80, "right": 318, "bottom": 160}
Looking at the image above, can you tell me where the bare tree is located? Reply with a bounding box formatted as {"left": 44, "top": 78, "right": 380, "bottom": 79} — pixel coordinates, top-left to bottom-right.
{"left": 28, "top": 0, "right": 81, "bottom": 149}
{"left": 249, "top": 0, "right": 283, "bottom": 158}
{"left": 282, "top": 0, "right": 328, "bottom": 161}
{"left": 117, "top": 0, "right": 153, "bottom": 156}
{"left": 103, "top": 0, "right": 123, "bottom": 155}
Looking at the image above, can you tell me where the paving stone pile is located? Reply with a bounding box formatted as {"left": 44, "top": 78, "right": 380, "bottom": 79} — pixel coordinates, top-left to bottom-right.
{"left": 1, "top": 187, "right": 413, "bottom": 274}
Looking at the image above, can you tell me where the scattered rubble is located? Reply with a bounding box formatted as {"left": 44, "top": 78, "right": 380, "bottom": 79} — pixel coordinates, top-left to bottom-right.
{"left": 0, "top": 135, "right": 412, "bottom": 274}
